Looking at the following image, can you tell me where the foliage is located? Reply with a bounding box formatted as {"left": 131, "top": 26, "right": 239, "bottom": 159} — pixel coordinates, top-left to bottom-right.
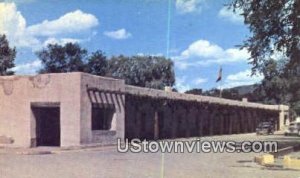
{"left": 0, "top": 34, "right": 16, "bottom": 76}
{"left": 37, "top": 43, "right": 87, "bottom": 73}
{"left": 230, "top": 0, "right": 300, "bottom": 74}
{"left": 36, "top": 43, "right": 175, "bottom": 89}
{"left": 202, "top": 88, "right": 241, "bottom": 100}
{"left": 185, "top": 88, "right": 203, "bottom": 95}
{"left": 230, "top": 0, "right": 300, "bottom": 115}
{"left": 106, "top": 55, "right": 175, "bottom": 89}
{"left": 254, "top": 59, "right": 289, "bottom": 104}
{"left": 85, "top": 50, "right": 107, "bottom": 76}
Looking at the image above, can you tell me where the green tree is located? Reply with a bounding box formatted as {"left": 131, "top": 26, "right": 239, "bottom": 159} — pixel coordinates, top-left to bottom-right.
{"left": 254, "top": 59, "right": 290, "bottom": 104}
{"left": 203, "top": 88, "right": 242, "bottom": 100}
{"left": 230, "top": 0, "right": 300, "bottom": 73}
{"left": 106, "top": 55, "right": 175, "bottom": 89}
{"left": 185, "top": 88, "right": 203, "bottom": 95}
{"left": 37, "top": 43, "right": 175, "bottom": 89}
{"left": 36, "top": 43, "right": 87, "bottom": 73}
{"left": 202, "top": 88, "right": 221, "bottom": 97}
{"left": 85, "top": 50, "right": 107, "bottom": 76}
{"left": 0, "top": 34, "right": 16, "bottom": 76}
{"left": 230, "top": 0, "right": 300, "bottom": 115}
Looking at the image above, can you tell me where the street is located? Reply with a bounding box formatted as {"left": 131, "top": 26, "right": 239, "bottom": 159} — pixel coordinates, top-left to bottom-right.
{"left": 1, "top": 133, "right": 300, "bottom": 178}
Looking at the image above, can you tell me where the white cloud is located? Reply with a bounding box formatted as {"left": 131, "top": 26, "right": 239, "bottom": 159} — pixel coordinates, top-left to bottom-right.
{"left": 175, "top": 76, "right": 191, "bottom": 92}
{"left": 136, "top": 52, "right": 163, "bottom": 57}
{"left": 181, "top": 40, "right": 224, "bottom": 59}
{"left": 27, "top": 10, "right": 99, "bottom": 36}
{"left": 176, "top": 0, "right": 204, "bottom": 14}
{"left": 174, "top": 60, "right": 193, "bottom": 70}
{"left": 222, "top": 48, "right": 249, "bottom": 63}
{"left": 218, "top": 6, "right": 243, "bottom": 23}
{"left": 0, "top": 2, "right": 99, "bottom": 49}
{"left": 193, "top": 77, "right": 207, "bottom": 85}
{"left": 43, "top": 37, "right": 81, "bottom": 47}
{"left": 104, "top": 28, "right": 132, "bottom": 40}
{"left": 12, "top": 59, "right": 42, "bottom": 74}
{"left": 173, "top": 39, "right": 250, "bottom": 70}
{"left": 6, "top": 0, "right": 36, "bottom": 4}
{"left": 0, "top": 3, "right": 39, "bottom": 48}
{"left": 224, "top": 69, "right": 263, "bottom": 88}
{"left": 271, "top": 49, "right": 288, "bottom": 61}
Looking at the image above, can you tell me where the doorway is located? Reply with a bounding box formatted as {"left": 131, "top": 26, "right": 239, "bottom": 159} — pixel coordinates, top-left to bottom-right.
{"left": 32, "top": 106, "right": 60, "bottom": 146}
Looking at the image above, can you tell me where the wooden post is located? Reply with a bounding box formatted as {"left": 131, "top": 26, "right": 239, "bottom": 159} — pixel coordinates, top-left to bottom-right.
{"left": 198, "top": 104, "right": 203, "bottom": 137}
{"left": 209, "top": 104, "right": 216, "bottom": 136}
{"left": 154, "top": 111, "right": 159, "bottom": 140}
{"left": 236, "top": 107, "right": 241, "bottom": 134}
{"left": 219, "top": 108, "right": 224, "bottom": 135}
{"left": 228, "top": 111, "right": 232, "bottom": 135}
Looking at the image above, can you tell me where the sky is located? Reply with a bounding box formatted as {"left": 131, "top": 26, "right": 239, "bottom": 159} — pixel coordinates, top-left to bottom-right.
{"left": 0, "top": 0, "right": 264, "bottom": 92}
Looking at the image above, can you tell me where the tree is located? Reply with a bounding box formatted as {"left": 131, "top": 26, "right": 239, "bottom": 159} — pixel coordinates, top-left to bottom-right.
{"left": 85, "top": 50, "right": 107, "bottom": 76}
{"left": 36, "top": 43, "right": 87, "bottom": 73}
{"left": 202, "top": 88, "right": 221, "bottom": 97}
{"left": 230, "top": 0, "right": 300, "bottom": 74}
{"left": 230, "top": 0, "right": 300, "bottom": 115}
{"left": 202, "top": 88, "right": 242, "bottom": 100}
{"left": 185, "top": 88, "right": 203, "bottom": 95}
{"left": 254, "top": 59, "right": 290, "bottom": 104}
{"left": 106, "top": 55, "right": 175, "bottom": 89}
{"left": 36, "top": 43, "right": 175, "bottom": 89}
{"left": 0, "top": 34, "right": 16, "bottom": 76}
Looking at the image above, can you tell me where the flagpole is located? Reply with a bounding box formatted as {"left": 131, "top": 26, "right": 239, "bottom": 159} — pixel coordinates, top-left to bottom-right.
{"left": 220, "top": 65, "right": 222, "bottom": 98}
{"left": 217, "top": 65, "right": 222, "bottom": 98}
{"left": 160, "top": 0, "right": 171, "bottom": 177}
{"left": 219, "top": 77, "right": 222, "bottom": 98}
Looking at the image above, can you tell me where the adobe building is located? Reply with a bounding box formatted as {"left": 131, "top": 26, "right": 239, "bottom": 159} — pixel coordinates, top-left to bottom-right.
{"left": 0, "top": 72, "right": 289, "bottom": 148}
{"left": 0, "top": 73, "right": 125, "bottom": 147}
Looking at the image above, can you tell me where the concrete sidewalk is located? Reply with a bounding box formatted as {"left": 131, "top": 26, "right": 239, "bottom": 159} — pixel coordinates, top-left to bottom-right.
{"left": 0, "top": 131, "right": 298, "bottom": 155}
{"left": 0, "top": 144, "right": 117, "bottom": 155}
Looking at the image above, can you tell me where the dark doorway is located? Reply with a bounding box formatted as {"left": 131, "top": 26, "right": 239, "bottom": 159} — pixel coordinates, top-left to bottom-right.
{"left": 91, "top": 105, "right": 115, "bottom": 130}
{"left": 32, "top": 107, "right": 60, "bottom": 146}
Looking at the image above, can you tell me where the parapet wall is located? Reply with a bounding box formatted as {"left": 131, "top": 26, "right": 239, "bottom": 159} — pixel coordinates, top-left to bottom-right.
{"left": 124, "top": 85, "right": 289, "bottom": 140}
{"left": 0, "top": 72, "right": 290, "bottom": 147}
{"left": 125, "top": 85, "right": 288, "bottom": 111}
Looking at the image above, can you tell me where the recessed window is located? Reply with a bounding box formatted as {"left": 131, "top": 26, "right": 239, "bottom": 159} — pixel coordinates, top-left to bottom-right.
{"left": 92, "top": 105, "right": 115, "bottom": 130}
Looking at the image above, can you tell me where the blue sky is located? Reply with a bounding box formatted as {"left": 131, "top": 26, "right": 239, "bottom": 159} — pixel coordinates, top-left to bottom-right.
{"left": 0, "top": 0, "right": 263, "bottom": 92}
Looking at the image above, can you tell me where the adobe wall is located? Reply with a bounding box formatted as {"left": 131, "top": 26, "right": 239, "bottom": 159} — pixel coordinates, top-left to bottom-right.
{"left": 0, "top": 72, "right": 289, "bottom": 148}
{"left": 0, "top": 73, "right": 82, "bottom": 147}
{"left": 79, "top": 73, "right": 125, "bottom": 145}
{"left": 0, "top": 73, "right": 126, "bottom": 148}
{"left": 124, "top": 85, "right": 289, "bottom": 140}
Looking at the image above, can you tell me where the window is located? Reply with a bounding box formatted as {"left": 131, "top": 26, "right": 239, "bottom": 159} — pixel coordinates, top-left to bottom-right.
{"left": 92, "top": 106, "right": 115, "bottom": 130}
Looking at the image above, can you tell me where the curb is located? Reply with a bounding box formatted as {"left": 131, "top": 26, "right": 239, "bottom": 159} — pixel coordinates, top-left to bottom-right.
{"left": 271, "top": 146, "right": 294, "bottom": 158}
{"left": 254, "top": 154, "right": 274, "bottom": 165}
{"left": 283, "top": 155, "right": 300, "bottom": 170}
{"left": 17, "top": 150, "right": 52, "bottom": 155}
{"left": 254, "top": 144, "right": 300, "bottom": 169}
{"left": 4, "top": 144, "right": 117, "bottom": 155}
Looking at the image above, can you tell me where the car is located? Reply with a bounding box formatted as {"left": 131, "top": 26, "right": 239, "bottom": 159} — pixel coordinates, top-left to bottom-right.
{"left": 256, "top": 121, "right": 274, "bottom": 135}
{"left": 284, "top": 122, "right": 300, "bottom": 136}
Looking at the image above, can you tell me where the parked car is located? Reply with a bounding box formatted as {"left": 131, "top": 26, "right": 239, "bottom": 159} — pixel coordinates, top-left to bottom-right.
{"left": 256, "top": 122, "right": 274, "bottom": 135}
{"left": 284, "top": 122, "right": 300, "bottom": 136}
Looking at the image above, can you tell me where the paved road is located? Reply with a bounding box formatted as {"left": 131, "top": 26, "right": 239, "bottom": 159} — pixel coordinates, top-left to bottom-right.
{"left": 1, "top": 133, "right": 300, "bottom": 178}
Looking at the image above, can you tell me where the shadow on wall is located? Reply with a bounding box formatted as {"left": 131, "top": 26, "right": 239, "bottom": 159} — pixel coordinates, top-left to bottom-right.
{"left": 125, "top": 95, "right": 280, "bottom": 141}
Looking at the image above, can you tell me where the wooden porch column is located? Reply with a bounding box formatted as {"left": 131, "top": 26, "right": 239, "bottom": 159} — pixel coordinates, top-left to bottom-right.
{"left": 154, "top": 111, "right": 159, "bottom": 140}
{"left": 228, "top": 108, "right": 233, "bottom": 135}
{"left": 219, "top": 107, "right": 225, "bottom": 135}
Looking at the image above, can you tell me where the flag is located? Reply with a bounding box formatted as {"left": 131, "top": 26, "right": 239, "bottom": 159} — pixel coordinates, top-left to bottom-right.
{"left": 216, "top": 66, "right": 222, "bottom": 82}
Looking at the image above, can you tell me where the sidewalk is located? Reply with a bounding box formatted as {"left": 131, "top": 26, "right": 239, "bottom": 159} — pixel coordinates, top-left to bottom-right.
{"left": 0, "top": 144, "right": 117, "bottom": 155}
